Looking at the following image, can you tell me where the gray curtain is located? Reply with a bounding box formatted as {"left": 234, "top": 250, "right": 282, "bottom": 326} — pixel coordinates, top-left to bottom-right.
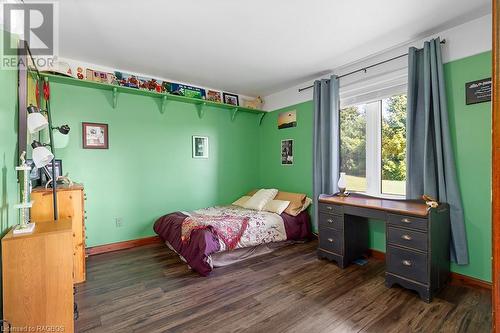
{"left": 313, "top": 75, "right": 340, "bottom": 229}
{"left": 406, "top": 38, "right": 468, "bottom": 264}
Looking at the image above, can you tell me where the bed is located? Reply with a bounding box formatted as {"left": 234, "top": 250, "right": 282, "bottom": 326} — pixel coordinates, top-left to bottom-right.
{"left": 153, "top": 204, "right": 311, "bottom": 276}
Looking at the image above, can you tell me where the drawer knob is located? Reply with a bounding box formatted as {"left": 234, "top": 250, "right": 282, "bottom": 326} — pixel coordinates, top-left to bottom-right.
{"left": 401, "top": 218, "right": 411, "bottom": 223}
{"left": 401, "top": 234, "right": 412, "bottom": 241}
{"left": 402, "top": 260, "right": 412, "bottom": 266}
{"left": 327, "top": 238, "right": 334, "bottom": 243}
{"left": 327, "top": 218, "right": 333, "bottom": 223}
{"left": 326, "top": 206, "right": 333, "bottom": 210}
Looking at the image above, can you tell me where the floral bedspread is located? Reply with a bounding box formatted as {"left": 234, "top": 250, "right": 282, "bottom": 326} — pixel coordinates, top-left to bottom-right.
{"left": 185, "top": 206, "right": 287, "bottom": 252}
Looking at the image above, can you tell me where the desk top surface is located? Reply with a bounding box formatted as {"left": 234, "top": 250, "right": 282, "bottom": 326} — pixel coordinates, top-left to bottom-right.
{"left": 3, "top": 219, "right": 72, "bottom": 241}
{"left": 319, "top": 194, "right": 430, "bottom": 217}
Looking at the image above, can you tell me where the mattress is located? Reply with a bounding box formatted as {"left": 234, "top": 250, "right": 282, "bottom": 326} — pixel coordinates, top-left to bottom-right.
{"left": 153, "top": 205, "right": 311, "bottom": 276}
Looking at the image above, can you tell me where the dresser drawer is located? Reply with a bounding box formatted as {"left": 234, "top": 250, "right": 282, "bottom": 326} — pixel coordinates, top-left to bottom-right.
{"left": 388, "top": 214, "right": 428, "bottom": 231}
{"left": 387, "top": 227, "right": 428, "bottom": 252}
{"left": 318, "top": 227, "right": 343, "bottom": 255}
{"left": 319, "top": 213, "right": 343, "bottom": 230}
{"left": 387, "top": 246, "right": 428, "bottom": 284}
{"left": 319, "top": 202, "right": 343, "bottom": 215}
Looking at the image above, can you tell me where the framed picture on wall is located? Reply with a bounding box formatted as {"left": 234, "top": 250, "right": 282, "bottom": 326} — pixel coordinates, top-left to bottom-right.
{"left": 223, "top": 92, "right": 239, "bottom": 106}
{"left": 278, "top": 110, "right": 297, "bottom": 129}
{"left": 82, "top": 122, "right": 109, "bottom": 149}
{"left": 281, "top": 139, "right": 293, "bottom": 165}
{"left": 192, "top": 136, "right": 209, "bottom": 159}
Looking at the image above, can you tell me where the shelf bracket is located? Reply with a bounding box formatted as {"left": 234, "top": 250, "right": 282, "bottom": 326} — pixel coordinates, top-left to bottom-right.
{"left": 196, "top": 102, "right": 206, "bottom": 118}
{"left": 259, "top": 112, "right": 266, "bottom": 126}
{"left": 160, "top": 95, "right": 169, "bottom": 114}
{"left": 112, "top": 87, "right": 118, "bottom": 109}
{"left": 231, "top": 108, "right": 239, "bottom": 122}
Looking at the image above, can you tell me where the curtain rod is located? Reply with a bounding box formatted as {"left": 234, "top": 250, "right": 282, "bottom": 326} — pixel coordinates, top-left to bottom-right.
{"left": 297, "top": 39, "right": 446, "bottom": 93}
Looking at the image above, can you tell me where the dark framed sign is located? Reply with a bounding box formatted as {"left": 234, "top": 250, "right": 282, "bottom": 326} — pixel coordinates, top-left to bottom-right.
{"left": 82, "top": 122, "right": 109, "bottom": 149}
{"left": 41, "top": 159, "right": 63, "bottom": 185}
{"left": 466, "top": 78, "right": 492, "bottom": 105}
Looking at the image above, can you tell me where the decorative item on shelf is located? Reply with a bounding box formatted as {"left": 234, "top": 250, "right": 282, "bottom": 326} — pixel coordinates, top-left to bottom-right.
{"left": 26, "top": 104, "right": 48, "bottom": 134}
{"left": 82, "top": 122, "right": 109, "bottom": 149}
{"left": 192, "top": 136, "right": 209, "bottom": 159}
{"left": 281, "top": 139, "right": 293, "bottom": 165}
{"left": 337, "top": 172, "right": 349, "bottom": 197}
{"left": 243, "top": 96, "right": 264, "bottom": 110}
{"left": 278, "top": 110, "right": 297, "bottom": 129}
{"left": 87, "top": 70, "right": 115, "bottom": 84}
{"left": 169, "top": 83, "right": 206, "bottom": 99}
{"left": 138, "top": 77, "right": 165, "bottom": 93}
{"left": 13, "top": 152, "right": 35, "bottom": 234}
{"left": 206, "top": 90, "right": 222, "bottom": 103}
{"left": 223, "top": 92, "right": 239, "bottom": 106}
{"left": 39, "top": 59, "right": 74, "bottom": 78}
{"left": 422, "top": 195, "right": 439, "bottom": 208}
{"left": 114, "top": 71, "right": 140, "bottom": 88}
{"left": 76, "top": 66, "right": 85, "bottom": 80}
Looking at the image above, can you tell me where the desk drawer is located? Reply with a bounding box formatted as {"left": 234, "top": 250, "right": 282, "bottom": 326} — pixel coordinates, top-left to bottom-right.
{"left": 319, "top": 203, "right": 343, "bottom": 215}
{"left": 388, "top": 214, "right": 428, "bottom": 231}
{"left": 318, "top": 227, "right": 343, "bottom": 255}
{"left": 319, "top": 213, "right": 343, "bottom": 230}
{"left": 387, "top": 227, "right": 428, "bottom": 252}
{"left": 387, "top": 246, "right": 428, "bottom": 284}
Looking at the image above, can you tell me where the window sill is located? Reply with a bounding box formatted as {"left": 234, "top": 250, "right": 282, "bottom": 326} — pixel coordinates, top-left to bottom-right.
{"left": 348, "top": 191, "right": 406, "bottom": 201}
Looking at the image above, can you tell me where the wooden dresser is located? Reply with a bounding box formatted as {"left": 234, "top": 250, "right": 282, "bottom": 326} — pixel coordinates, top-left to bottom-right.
{"left": 2, "top": 220, "right": 74, "bottom": 332}
{"left": 31, "top": 184, "right": 86, "bottom": 283}
{"left": 317, "top": 193, "right": 450, "bottom": 302}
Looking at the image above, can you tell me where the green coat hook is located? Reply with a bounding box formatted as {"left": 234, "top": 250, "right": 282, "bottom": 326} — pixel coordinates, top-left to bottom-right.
{"left": 196, "top": 102, "right": 206, "bottom": 118}
{"left": 112, "top": 87, "right": 118, "bottom": 108}
{"left": 160, "top": 95, "right": 168, "bottom": 114}
{"left": 259, "top": 112, "right": 266, "bottom": 126}
{"left": 231, "top": 108, "right": 238, "bottom": 121}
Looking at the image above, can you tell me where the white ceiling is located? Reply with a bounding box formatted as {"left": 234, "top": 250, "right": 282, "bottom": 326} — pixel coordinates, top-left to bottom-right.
{"left": 59, "top": 0, "right": 491, "bottom": 97}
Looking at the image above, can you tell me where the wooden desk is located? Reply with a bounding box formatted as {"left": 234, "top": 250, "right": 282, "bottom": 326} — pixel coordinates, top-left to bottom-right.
{"left": 2, "top": 220, "right": 74, "bottom": 332}
{"left": 317, "top": 193, "right": 450, "bottom": 302}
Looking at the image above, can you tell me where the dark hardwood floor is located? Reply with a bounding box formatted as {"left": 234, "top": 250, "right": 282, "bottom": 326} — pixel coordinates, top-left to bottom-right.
{"left": 76, "top": 241, "right": 491, "bottom": 333}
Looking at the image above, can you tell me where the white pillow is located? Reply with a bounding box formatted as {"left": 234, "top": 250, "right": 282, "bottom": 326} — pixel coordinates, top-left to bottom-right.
{"left": 300, "top": 197, "right": 312, "bottom": 212}
{"left": 232, "top": 195, "right": 251, "bottom": 207}
{"left": 243, "top": 189, "right": 278, "bottom": 211}
{"left": 263, "top": 200, "right": 291, "bottom": 214}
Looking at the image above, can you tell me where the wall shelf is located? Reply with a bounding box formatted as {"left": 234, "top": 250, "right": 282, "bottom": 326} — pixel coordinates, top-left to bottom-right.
{"left": 38, "top": 72, "right": 266, "bottom": 123}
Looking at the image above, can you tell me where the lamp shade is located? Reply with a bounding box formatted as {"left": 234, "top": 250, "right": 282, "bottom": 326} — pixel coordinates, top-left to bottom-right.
{"left": 53, "top": 130, "right": 70, "bottom": 148}
{"left": 27, "top": 106, "right": 48, "bottom": 134}
{"left": 31, "top": 141, "right": 54, "bottom": 168}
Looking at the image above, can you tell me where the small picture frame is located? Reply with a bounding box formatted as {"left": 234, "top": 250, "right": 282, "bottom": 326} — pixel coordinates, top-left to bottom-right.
{"left": 192, "top": 136, "right": 209, "bottom": 159}
{"left": 207, "top": 90, "right": 222, "bottom": 103}
{"left": 281, "top": 139, "right": 294, "bottom": 165}
{"left": 223, "top": 92, "right": 239, "bottom": 106}
{"left": 82, "top": 122, "right": 109, "bottom": 149}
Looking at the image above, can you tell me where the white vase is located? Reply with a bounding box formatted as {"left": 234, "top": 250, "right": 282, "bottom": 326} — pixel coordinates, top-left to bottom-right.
{"left": 338, "top": 172, "right": 348, "bottom": 195}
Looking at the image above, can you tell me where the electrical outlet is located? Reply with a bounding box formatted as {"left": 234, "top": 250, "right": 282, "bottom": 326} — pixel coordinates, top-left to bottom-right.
{"left": 115, "top": 217, "right": 123, "bottom": 228}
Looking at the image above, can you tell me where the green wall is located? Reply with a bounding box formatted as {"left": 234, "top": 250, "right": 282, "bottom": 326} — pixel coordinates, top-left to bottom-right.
{"left": 258, "top": 101, "right": 314, "bottom": 198}
{"left": 0, "top": 33, "right": 19, "bottom": 236}
{"left": 445, "top": 52, "right": 492, "bottom": 281}
{"left": 259, "top": 51, "right": 492, "bottom": 282}
{"left": 49, "top": 84, "right": 261, "bottom": 247}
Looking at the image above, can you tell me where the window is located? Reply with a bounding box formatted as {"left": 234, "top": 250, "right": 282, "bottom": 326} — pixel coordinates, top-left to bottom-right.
{"left": 340, "top": 94, "right": 407, "bottom": 197}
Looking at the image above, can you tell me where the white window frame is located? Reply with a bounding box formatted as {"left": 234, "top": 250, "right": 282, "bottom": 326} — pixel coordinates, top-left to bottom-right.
{"left": 340, "top": 96, "right": 406, "bottom": 200}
